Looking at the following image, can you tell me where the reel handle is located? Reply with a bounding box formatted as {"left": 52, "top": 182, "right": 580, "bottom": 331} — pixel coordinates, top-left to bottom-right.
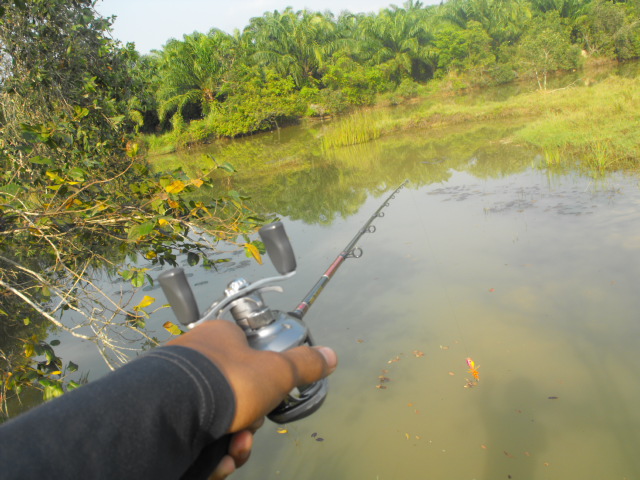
{"left": 259, "top": 222, "right": 296, "bottom": 275}
{"left": 158, "top": 268, "right": 200, "bottom": 326}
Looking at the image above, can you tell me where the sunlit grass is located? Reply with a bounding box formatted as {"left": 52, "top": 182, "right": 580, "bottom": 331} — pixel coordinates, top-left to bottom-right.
{"left": 320, "top": 75, "right": 640, "bottom": 176}
{"left": 320, "top": 111, "right": 387, "bottom": 150}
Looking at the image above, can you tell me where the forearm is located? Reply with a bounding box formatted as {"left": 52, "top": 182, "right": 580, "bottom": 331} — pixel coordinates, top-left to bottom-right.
{"left": 0, "top": 345, "right": 235, "bottom": 479}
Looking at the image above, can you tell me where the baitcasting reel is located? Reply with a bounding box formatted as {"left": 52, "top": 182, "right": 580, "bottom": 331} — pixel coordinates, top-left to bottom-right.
{"left": 158, "top": 222, "right": 327, "bottom": 424}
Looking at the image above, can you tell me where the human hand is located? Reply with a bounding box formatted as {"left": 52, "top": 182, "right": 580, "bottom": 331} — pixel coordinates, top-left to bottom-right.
{"left": 167, "top": 319, "right": 338, "bottom": 477}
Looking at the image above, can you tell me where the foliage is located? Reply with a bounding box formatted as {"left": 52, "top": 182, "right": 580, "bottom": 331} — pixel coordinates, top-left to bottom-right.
{"left": 516, "top": 11, "right": 583, "bottom": 89}
{"left": 577, "top": 0, "right": 640, "bottom": 60}
{"left": 0, "top": 0, "right": 262, "bottom": 417}
{"left": 208, "top": 67, "right": 305, "bottom": 136}
{"left": 137, "top": 0, "right": 640, "bottom": 148}
{"left": 154, "top": 29, "right": 236, "bottom": 122}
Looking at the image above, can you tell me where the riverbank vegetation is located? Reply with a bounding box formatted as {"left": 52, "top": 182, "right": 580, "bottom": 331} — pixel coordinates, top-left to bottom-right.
{"left": 319, "top": 73, "right": 640, "bottom": 176}
{"left": 135, "top": 0, "right": 640, "bottom": 153}
{"left": 1, "top": 0, "right": 639, "bottom": 417}
{"left": 0, "top": 0, "right": 262, "bottom": 417}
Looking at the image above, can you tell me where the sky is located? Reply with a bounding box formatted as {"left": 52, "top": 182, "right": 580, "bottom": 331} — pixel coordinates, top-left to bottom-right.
{"left": 96, "top": 0, "right": 412, "bottom": 54}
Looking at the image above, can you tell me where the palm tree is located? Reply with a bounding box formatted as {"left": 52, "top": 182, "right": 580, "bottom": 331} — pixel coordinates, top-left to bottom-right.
{"left": 154, "top": 29, "right": 235, "bottom": 122}
{"left": 439, "top": 0, "right": 531, "bottom": 46}
{"left": 241, "top": 8, "right": 340, "bottom": 88}
{"left": 356, "top": 6, "right": 438, "bottom": 83}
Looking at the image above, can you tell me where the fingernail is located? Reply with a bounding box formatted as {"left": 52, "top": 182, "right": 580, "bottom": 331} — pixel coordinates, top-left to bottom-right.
{"left": 316, "top": 347, "right": 338, "bottom": 374}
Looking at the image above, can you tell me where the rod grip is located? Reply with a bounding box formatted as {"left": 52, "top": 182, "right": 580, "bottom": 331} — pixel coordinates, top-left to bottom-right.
{"left": 259, "top": 222, "right": 297, "bottom": 275}
{"left": 158, "top": 268, "right": 200, "bottom": 326}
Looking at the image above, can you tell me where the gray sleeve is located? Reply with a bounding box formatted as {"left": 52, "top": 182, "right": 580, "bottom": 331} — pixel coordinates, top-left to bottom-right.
{"left": 0, "top": 345, "right": 236, "bottom": 479}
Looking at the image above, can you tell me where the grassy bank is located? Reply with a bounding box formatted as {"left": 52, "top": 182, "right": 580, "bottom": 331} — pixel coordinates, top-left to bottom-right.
{"left": 319, "top": 75, "right": 640, "bottom": 175}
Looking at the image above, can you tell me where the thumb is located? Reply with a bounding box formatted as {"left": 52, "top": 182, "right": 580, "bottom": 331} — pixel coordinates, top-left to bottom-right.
{"left": 280, "top": 345, "right": 338, "bottom": 387}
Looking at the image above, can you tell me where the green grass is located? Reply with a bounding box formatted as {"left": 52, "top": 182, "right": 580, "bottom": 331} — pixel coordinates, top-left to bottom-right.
{"left": 320, "top": 75, "right": 640, "bottom": 176}
{"left": 320, "top": 111, "right": 387, "bottom": 151}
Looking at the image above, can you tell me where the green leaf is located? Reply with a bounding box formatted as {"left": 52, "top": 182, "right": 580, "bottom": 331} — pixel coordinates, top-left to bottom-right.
{"left": 68, "top": 381, "right": 81, "bottom": 391}
{"left": 127, "top": 221, "right": 156, "bottom": 242}
{"left": 29, "top": 156, "right": 53, "bottom": 165}
{"left": 68, "top": 167, "right": 87, "bottom": 182}
{"left": 67, "top": 361, "right": 79, "bottom": 373}
{"left": 49, "top": 339, "right": 61, "bottom": 346}
{"left": 132, "top": 270, "right": 145, "bottom": 288}
{"left": 217, "top": 161, "right": 237, "bottom": 173}
{"left": 187, "top": 251, "right": 200, "bottom": 266}
{"left": 43, "top": 383, "right": 65, "bottom": 401}
{"left": 0, "top": 183, "right": 23, "bottom": 196}
{"left": 120, "top": 270, "right": 133, "bottom": 281}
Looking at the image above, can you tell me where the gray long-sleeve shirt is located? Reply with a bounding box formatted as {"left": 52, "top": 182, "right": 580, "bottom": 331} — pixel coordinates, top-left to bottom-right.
{"left": 0, "top": 345, "right": 235, "bottom": 479}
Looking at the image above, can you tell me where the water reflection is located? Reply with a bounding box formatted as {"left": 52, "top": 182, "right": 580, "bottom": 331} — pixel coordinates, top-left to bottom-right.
{"left": 149, "top": 90, "right": 640, "bottom": 478}
{"left": 207, "top": 165, "right": 640, "bottom": 479}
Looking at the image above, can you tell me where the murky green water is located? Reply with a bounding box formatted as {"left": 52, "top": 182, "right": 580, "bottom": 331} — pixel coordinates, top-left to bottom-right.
{"left": 148, "top": 115, "right": 640, "bottom": 480}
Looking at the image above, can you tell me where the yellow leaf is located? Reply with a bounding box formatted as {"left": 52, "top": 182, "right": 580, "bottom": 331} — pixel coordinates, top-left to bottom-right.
{"left": 158, "top": 218, "right": 169, "bottom": 227}
{"left": 165, "top": 180, "right": 186, "bottom": 194}
{"left": 276, "top": 428, "right": 288, "bottom": 434}
{"left": 191, "top": 178, "right": 204, "bottom": 188}
{"left": 24, "top": 343, "right": 34, "bottom": 357}
{"left": 50, "top": 371, "right": 62, "bottom": 375}
{"left": 135, "top": 295, "right": 155, "bottom": 310}
{"left": 245, "top": 243, "right": 262, "bottom": 265}
{"left": 168, "top": 199, "right": 180, "bottom": 209}
{"left": 163, "top": 321, "right": 183, "bottom": 336}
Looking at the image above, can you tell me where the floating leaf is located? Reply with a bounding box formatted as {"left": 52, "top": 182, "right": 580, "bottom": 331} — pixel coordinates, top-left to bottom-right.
{"left": 67, "top": 361, "right": 79, "bottom": 372}
{"left": 276, "top": 428, "right": 288, "bottom": 434}
{"left": 311, "top": 432, "right": 317, "bottom": 438}
{"left": 315, "top": 437, "right": 324, "bottom": 442}
{"left": 163, "top": 321, "right": 183, "bottom": 336}
{"left": 49, "top": 339, "right": 60, "bottom": 346}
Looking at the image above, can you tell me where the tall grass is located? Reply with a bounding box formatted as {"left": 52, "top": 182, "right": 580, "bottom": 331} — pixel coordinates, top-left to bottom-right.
{"left": 322, "top": 74, "right": 640, "bottom": 175}
{"left": 321, "top": 111, "right": 391, "bottom": 151}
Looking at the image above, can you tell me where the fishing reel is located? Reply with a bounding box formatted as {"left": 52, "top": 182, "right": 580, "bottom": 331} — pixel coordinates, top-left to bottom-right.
{"left": 157, "top": 222, "right": 328, "bottom": 424}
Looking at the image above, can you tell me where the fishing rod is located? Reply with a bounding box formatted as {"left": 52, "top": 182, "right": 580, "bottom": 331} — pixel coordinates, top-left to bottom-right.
{"left": 158, "top": 179, "right": 408, "bottom": 424}
{"left": 292, "top": 179, "right": 408, "bottom": 319}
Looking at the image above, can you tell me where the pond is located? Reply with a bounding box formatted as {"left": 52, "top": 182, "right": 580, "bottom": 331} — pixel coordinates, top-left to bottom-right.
{"left": 150, "top": 115, "right": 640, "bottom": 480}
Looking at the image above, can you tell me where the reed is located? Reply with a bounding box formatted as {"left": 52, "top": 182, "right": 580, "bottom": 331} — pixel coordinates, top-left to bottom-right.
{"left": 321, "top": 111, "right": 386, "bottom": 151}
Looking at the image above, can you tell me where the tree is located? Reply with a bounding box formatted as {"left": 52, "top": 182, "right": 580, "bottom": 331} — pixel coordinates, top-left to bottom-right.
{"left": 577, "top": 0, "right": 640, "bottom": 60}
{"left": 0, "top": 0, "right": 260, "bottom": 417}
{"left": 434, "top": 20, "right": 496, "bottom": 77}
{"left": 516, "top": 11, "right": 582, "bottom": 89}
{"left": 242, "top": 8, "right": 340, "bottom": 88}
{"left": 356, "top": 6, "right": 438, "bottom": 84}
{"left": 154, "top": 29, "right": 236, "bottom": 123}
